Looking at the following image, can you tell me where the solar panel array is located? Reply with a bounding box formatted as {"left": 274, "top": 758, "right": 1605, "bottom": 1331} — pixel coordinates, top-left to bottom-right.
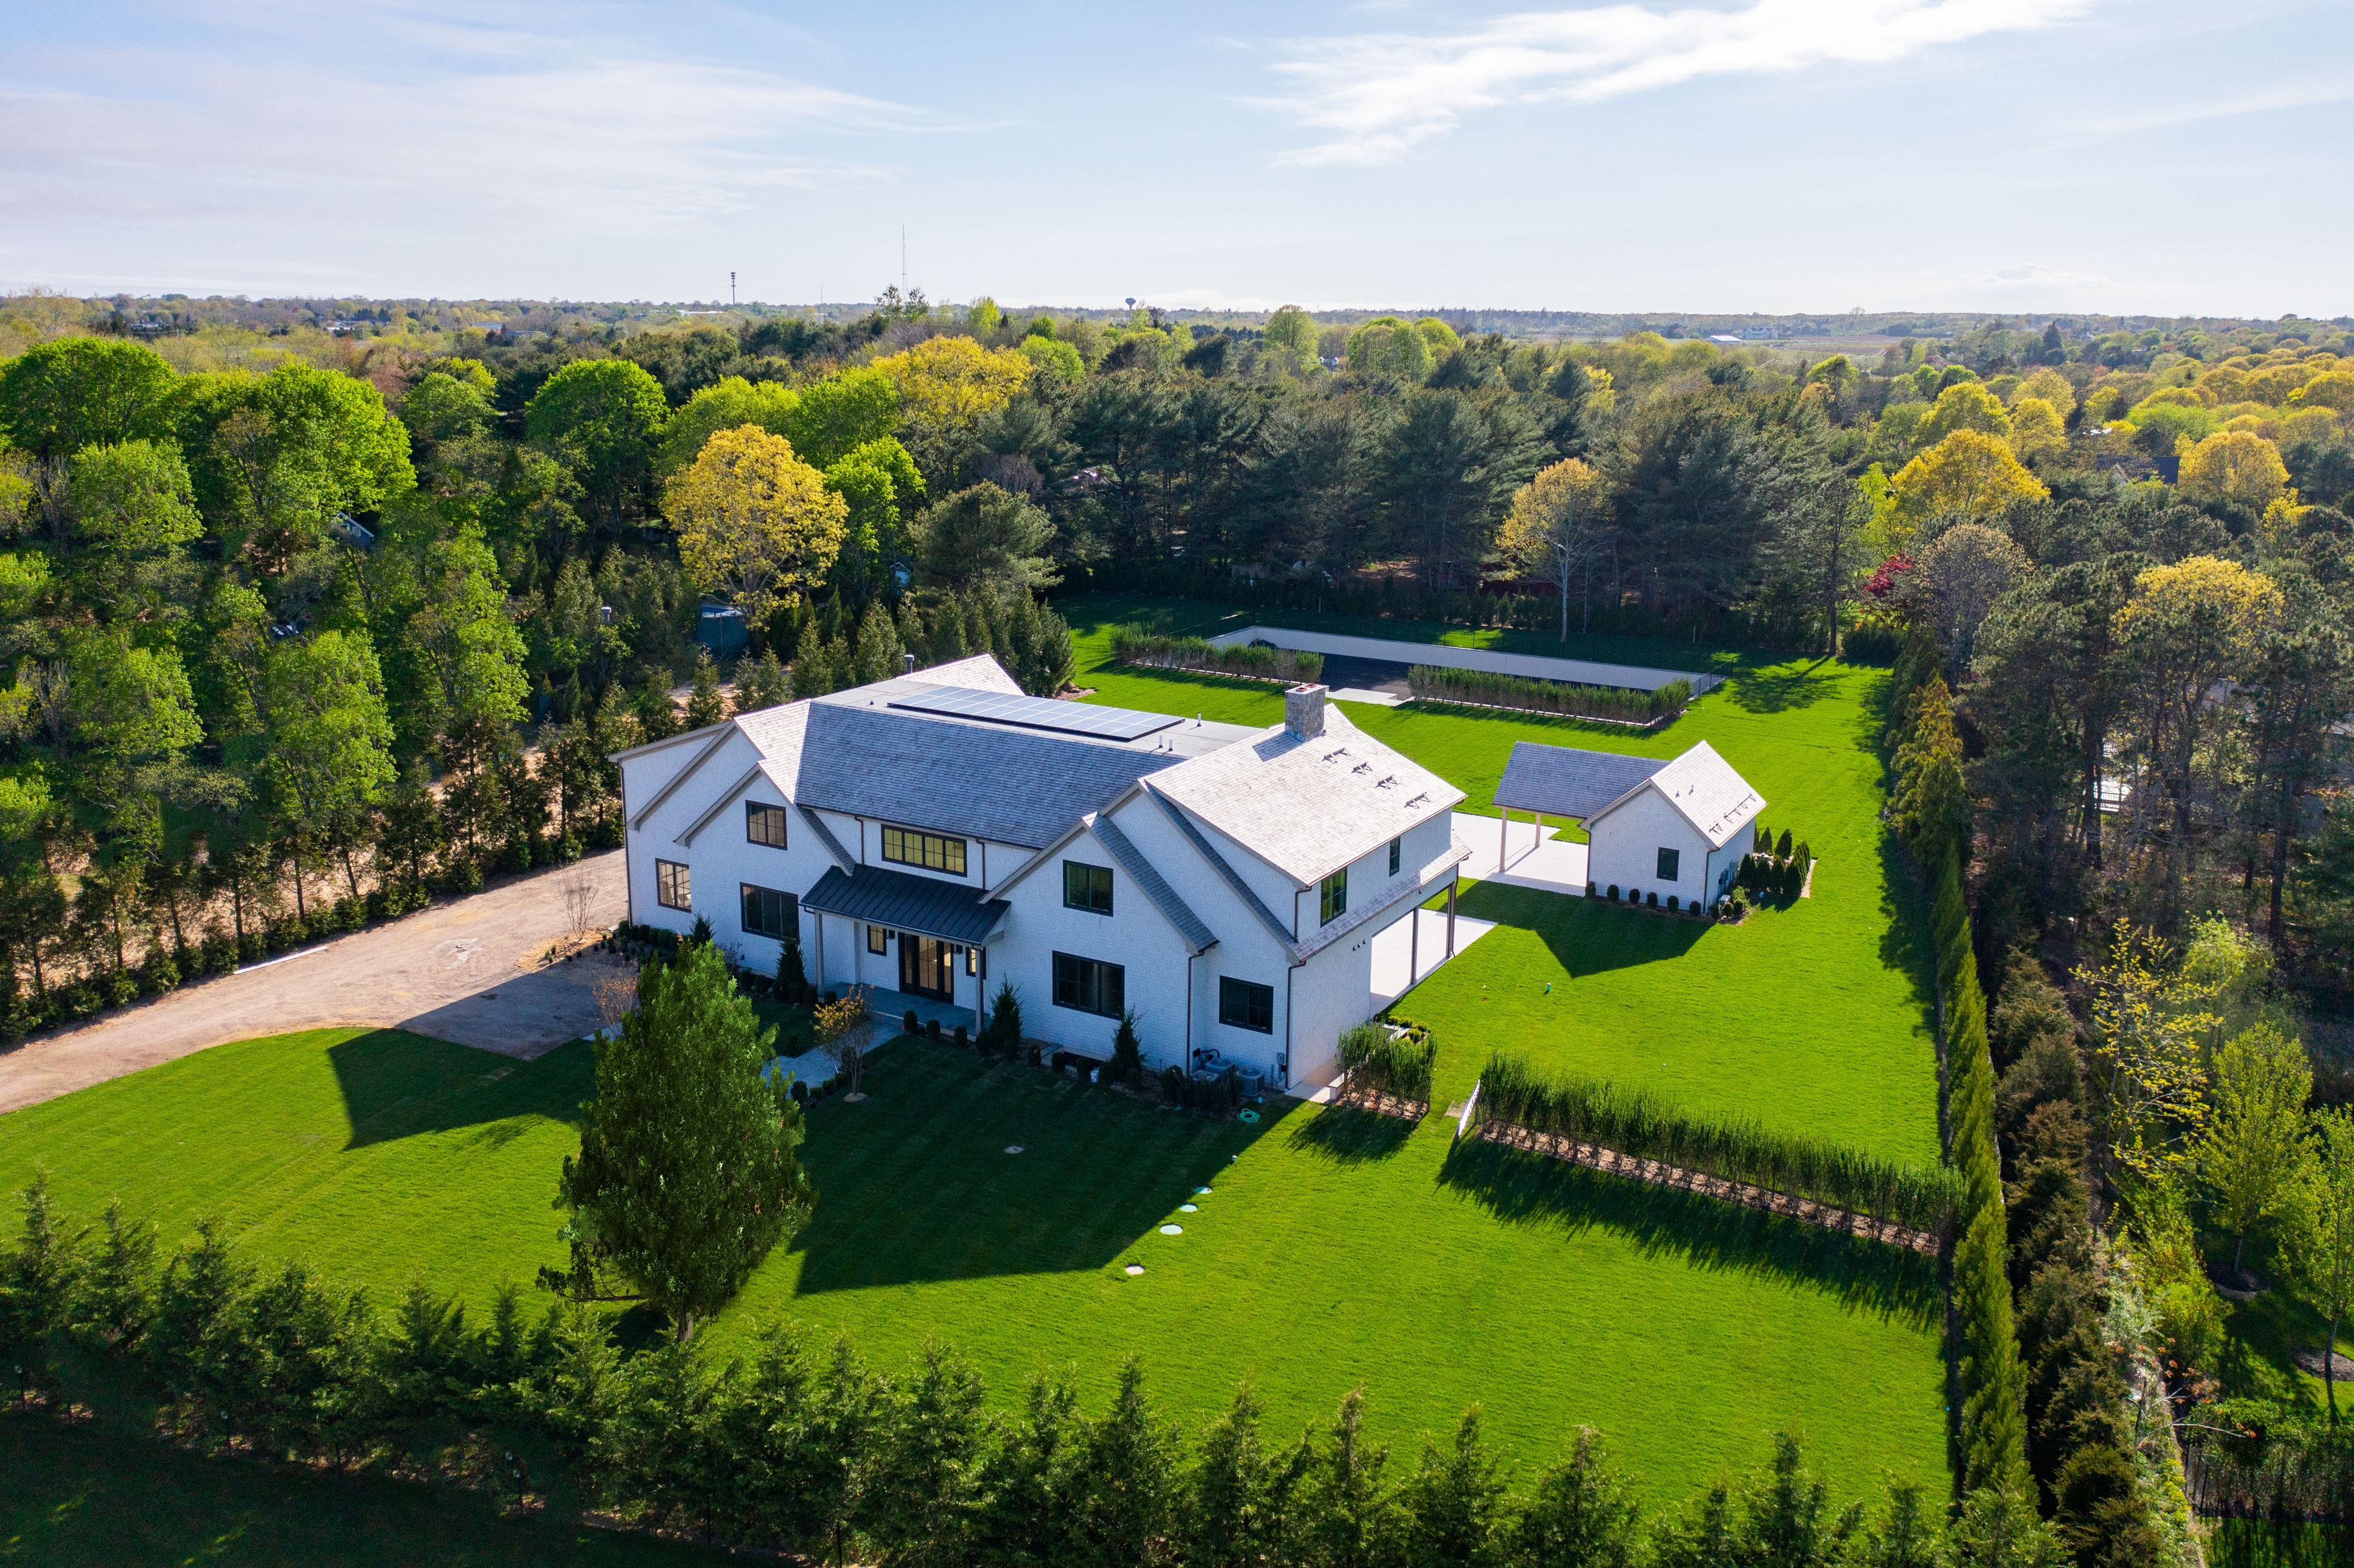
{"left": 888, "top": 684, "right": 1181, "bottom": 742}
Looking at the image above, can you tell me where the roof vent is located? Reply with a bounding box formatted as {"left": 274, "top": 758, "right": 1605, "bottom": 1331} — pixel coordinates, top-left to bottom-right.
{"left": 1285, "top": 683, "right": 1327, "bottom": 740}
{"left": 902, "top": 653, "right": 917, "bottom": 674}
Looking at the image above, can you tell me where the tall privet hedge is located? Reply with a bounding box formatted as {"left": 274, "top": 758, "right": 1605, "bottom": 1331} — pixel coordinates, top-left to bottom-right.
{"left": 1936, "top": 850, "right": 2030, "bottom": 1496}
{"left": 1477, "top": 1053, "right": 1962, "bottom": 1236}
{"left": 1108, "top": 626, "right": 1323, "bottom": 683}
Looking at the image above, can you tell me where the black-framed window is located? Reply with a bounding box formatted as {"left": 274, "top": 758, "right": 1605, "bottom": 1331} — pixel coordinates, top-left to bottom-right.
{"left": 867, "top": 924, "right": 889, "bottom": 954}
{"left": 1656, "top": 846, "right": 1681, "bottom": 882}
{"left": 740, "top": 884, "right": 795, "bottom": 939}
{"left": 746, "top": 801, "right": 788, "bottom": 848}
{"left": 1063, "top": 860, "right": 1114, "bottom": 915}
{"left": 1319, "top": 868, "right": 1348, "bottom": 925}
{"left": 881, "top": 824, "right": 967, "bottom": 876}
{"left": 656, "top": 860, "right": 691, "bottom": 910}
{"left": 1388, "top": 836, "right": 1401, "bottom": 876}
{"left": 1052, "top": 952, "right": 1124, "bottom": 1017}
{"left": 1219, "top": 977, "right": 1274, "bottom": 1034}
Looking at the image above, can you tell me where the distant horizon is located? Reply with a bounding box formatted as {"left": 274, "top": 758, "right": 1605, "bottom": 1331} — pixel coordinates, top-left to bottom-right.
{"left": 24, "top": 291, "right": 2349, "bottom": 332}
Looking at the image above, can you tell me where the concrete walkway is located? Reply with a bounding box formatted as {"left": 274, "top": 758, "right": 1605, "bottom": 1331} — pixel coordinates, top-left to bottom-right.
{"left": 0, "top": 853, "right": 630, "bottom": 1115}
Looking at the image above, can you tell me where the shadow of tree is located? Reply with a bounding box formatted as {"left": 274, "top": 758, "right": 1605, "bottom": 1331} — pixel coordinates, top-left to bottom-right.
{"left": 1437, "top": 1134, "right": 1944, "bottom": 1329}
{"left": 330, "top": 1031, "right": 590, "bottom": 1151}
{"left": 1724, "top": 657, "right": 1838, "bottom": 715}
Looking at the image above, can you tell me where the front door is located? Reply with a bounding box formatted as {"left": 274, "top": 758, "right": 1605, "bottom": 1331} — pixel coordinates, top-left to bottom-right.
{"left": 899, "top": 934, "right": 955, "bottom": 1001}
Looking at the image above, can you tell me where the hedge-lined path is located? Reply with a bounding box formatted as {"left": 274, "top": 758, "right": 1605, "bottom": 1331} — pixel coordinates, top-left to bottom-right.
{"left": 1473, "top": 1122, "right": 1942, "bottom": 1255}
{"left": 0, "top": 854, "right": 627, "bottom": 1115}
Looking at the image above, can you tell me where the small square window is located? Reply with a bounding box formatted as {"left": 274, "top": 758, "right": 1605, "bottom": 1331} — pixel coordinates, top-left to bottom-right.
{"left": 867, "top": 924, "right": 889, "bottom": 954}
{"left": 1319, "top": 868, "right": 1349, "bottom": 925}
{"left": 745, "top": 801, "right": 789, "bottom": 848}
{"left": 1388, "top": 837, "right": 1401, "bottom": 876}
{"left": 656, "top": 860, "right": 691, "bottom": 910}
{"left": 1063, "top": 861, "right": 1114, "bottom": 915}
{"left": 1219, "top": 977, "right": 1274, "bottom": 1033}
{"left": 1656, "top": 846, "right": 1681, "bottom": 882}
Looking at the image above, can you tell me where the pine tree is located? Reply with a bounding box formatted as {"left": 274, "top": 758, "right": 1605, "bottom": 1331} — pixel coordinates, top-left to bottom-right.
{"left": 853, "top": 599, "right": 904, "bottom": 686}
{"left": 547, "top": 942, "right": 816, "bottom": 1340}
{"left": 684, "top": 647, "right": 728, "bottom": 730}
{"left": 1186, "top": 1384, "right": 1309, "bottom": 1568}
{"left": 1070, "top": 1357, "right": 1176, "bottom": 1568}
{"left": 1397, "top": 1407, "right": 1507, "bottom": 1568}
{"left": 866, "top": 1340, "right": 989, "bottom": 1567}
{"left": 635, "top": 672, "right": 681, "bottom": 741}
{"left": 987, "top": 979, "right": 1023, "bottom": 1056}
{"left": 1304, "top": 1388, "right": 1393, "bottom": 1568}
{"left": 793, "top": 620, "right": 836, "bottom": 700}
{"left": 738, "top": 647, "right": 790, "bottom": 712}
{"left": 1, "top": 1175, "right": 84, "bottom": 1350}
{"left": 1513, "top": 1427, "right": 1640, "bottom": 1568}
{"left": 1111, "top": 1008, "right": 1145, "bottom": 1088}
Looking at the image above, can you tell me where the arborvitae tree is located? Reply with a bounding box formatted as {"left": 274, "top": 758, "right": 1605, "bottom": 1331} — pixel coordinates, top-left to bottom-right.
{"left": 0, "top": 1176, "right": 81, "bottom": 1351}
{"left": 1069, "top": 1357, "right": 1177, "bottom": 1568}
{"left": 684, "top": 646, "right": 728, "bottom": 730}
{"left": 1186, "top": 1385, "right": 1310, "bottom": 1568}
{"left": 145, "top": 1218, "right": 254, "bottom": 1427}
{"left": 1396, "top": 1406, "right": 1508, "bottom": 1568}
{"left": 974, "top": 1373, "right": 1085, "bottom": 1564}
{"left": 1775, "top": 828, "right": 1794, "bottom": 859}
{"left": 866, "top": 1340, "right": 989, "bottom": 1567}
{"left": 1111, "top": 1008, "right": 1145, "bottom": 1088}
{"left": 1512, "top": 1427, "right": 1639, "bottom": 1568}
{"left": 928, "top": 596, "right": 970, "bottom": 663}
{"left": 737, "top": 646, "right": 790, "bottom": 712}
{"left": 986, "top": 978, "right": 1023, "bottom": 1055}
{"left": 1304, "top": 1388, "right": 1393, "bottom": 1568}
{"left": 853, "top": 599, "right": 904, "bottom": 686}
{"left": 1732, "top": 1433, "right": 1857, "bottom": 1568}
{"left": 895, "top": 599, "right": 928, "bottom": 669}
{"left": 1649, "top": 1482, "right": 1737, "bottom": 1568}
{"left": 792, "top": 619, "right": 838, "bottom": 700}
{"left": 74, "top": 1199, "right": 158, "bottom": 1351}
{"left": 1852, "top": 1483, "right": 1945, "bottom": 1568}
{"left": 617, "top": 1336, "right": 730, "bottom": 1537}
{"left": 547, "top": 941, "right": 816, "bottom": 1340}
{"left": 778, "top": 933, "right": 814, "bottom": 1005}
{"left": 634, "top": 672, "right": 681, "bottom": 741}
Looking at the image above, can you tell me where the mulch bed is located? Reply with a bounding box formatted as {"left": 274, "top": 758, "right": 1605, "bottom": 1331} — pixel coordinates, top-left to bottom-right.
{"left": 1474, "top": 1122, "right": 1941, "bottom": 1256}
{"left": 1330, "top": 1086, "right": 1429, "bottom": 1122}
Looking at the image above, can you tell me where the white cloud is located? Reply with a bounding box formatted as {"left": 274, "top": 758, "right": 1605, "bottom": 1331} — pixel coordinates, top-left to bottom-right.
{"left": 0, "top": 1, "right": 943, "bottom": 255}
{"left": 1265, "top": 0, "right": 2100, "bottom": 165}
{"left": 1949, "top": 261, "right": 2115, "bottom": 290}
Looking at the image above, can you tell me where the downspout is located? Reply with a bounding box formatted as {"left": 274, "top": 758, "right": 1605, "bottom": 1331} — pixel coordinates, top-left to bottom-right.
{"left": 1185, "top": 951, "right": 1194, "bottom": 1070}
{"left": 1284, "top": 962, "right": 1298, "bottom": 1091}
{"left": 620, "top": 770, "right": 635, "bottom": 929}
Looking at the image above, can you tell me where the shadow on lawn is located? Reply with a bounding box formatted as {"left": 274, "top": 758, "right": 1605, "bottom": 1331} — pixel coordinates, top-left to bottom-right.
{"left": 1285, "top": 1104, "right": 1417, "bottom": 1164}
{"left": 330, "top": 1030, "right": 590, "bottom": 1150}
{"left": 1437, "top": 1135, "right": 1944, "bottom": 1329}
{"left": 1724, "top": 656, "right": 1838, "bottom": 715}
{"left": 1454, "top": 882, "right": 1706, "bottom": 976}
{"left": 788, "top": 1044, "right": 1285, "bottom": 1293}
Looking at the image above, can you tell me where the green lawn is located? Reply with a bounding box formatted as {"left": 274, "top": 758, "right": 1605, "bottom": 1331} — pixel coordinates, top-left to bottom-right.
{"left": 1059, "top": 593, "right": 1941, "bottom": 1165}
{"left": 0, "top": 1029, "right": 1947, "bottom": 1502}
{"left": 0, "top": 1412, "right": 713, "bottom": 1567}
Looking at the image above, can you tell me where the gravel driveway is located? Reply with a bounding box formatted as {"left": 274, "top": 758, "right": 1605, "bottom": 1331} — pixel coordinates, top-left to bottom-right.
{"left": 0, "top": 852, "right": 630, "bottom": 1115}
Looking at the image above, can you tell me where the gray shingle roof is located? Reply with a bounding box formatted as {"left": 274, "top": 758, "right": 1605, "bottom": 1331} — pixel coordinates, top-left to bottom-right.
{"left": 1493, "top": 742, "right": 1668, "bottom": 819}
{"left": 1092, "top": 814, "right": 1217, "bottom": 954}
{"left": 801, "top": 864, "right": 1008, "bottom": 946}
{"left": 790, "top": 702, "right": 1185, "bottom": 849}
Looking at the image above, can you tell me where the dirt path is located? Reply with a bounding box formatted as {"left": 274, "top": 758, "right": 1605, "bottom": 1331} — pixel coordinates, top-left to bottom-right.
{"left": 0, "top": 853, "right": 630, "bottom": 1116}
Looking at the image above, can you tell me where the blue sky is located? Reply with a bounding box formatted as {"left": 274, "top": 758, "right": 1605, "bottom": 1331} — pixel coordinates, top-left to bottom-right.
{"left": 3, "top": 0, "right": 2348, "bottom": 315}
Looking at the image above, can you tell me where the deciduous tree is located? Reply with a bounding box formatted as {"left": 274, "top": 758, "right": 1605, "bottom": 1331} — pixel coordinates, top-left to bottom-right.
{"left": 662, "top": 425, "right": 847, "bottom": 627}
{"left": 1499, "top": 457, "right": 1611, "bottom": 640}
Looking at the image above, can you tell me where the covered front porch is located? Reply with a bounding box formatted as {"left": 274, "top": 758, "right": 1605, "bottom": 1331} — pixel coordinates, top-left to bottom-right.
{"left": 858, "top": 983, "right": 980, "bottom": 1036}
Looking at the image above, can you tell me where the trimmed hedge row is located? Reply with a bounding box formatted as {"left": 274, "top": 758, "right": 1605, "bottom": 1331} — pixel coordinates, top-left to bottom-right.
{"left": 1935, "top": 849, "right": 2031, "bottom": 1498}
{"left": 1406, "top": 666, "right": 1692, "bottom": 726}
{"left": 1336, "top": 1021, "right": 1436, "bottom": 1104}
{"left": 1107, "top": 626, "right": 1324, "bottom": 683}
{"left": 1476, "top": 1052, "right": 1962, "bottom": 1236}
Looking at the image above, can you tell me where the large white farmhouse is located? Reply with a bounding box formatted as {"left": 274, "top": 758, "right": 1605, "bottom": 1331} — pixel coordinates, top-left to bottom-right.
{"left": 612, "top": 655, "right": 1469, "bottom": 1093}
{"left": 1494, "top": 739, "right": 1764, "bottom": 905}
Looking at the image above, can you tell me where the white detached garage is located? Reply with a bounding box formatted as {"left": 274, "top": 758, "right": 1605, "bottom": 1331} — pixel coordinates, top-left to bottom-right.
{"left": 1493, "top": 740, "right": 1765, "bottom": 907}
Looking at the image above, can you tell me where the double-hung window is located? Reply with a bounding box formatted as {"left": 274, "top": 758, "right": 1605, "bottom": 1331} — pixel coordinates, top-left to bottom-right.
{"left": 740, "top": 884, "right": 795, "bottom": 939}
{"left": 1052, "top": 952, "right": 1124, "bottom": 1017}
{"left": 745, "top": 801, "right": 789, "bottom": 848}
{"left": 881, "top": 824, "right": 967, "bottom": 876}
{"left": 1218, "top": 977, "right": 1274, "bottom": 1034}
{"left": 1318, "top": 868, "right": 1349, "bottom": 925}
{"left": 1063, "top": 861, "right": 1114, "bottom": 915}
{"left": 656, "top": 860, "right": 691, "bottom": 911}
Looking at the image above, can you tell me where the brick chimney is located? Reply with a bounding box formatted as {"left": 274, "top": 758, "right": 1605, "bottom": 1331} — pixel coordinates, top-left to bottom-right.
{"left": 1284, "top": 682, "right": 1328, "bottom": 739}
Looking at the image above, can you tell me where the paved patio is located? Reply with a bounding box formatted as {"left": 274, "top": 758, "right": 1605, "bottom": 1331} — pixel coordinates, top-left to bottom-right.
{"left": 1452, "top": 809, "right": 1590, "bottom": 897}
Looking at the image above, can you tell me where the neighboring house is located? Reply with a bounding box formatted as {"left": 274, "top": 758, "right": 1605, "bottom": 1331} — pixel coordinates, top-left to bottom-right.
{"left": 1494, "top": 739, "right": 1764, "bottom": 905}
{"left": 612, "top": 657, "right": 1470, "bottom": 1093}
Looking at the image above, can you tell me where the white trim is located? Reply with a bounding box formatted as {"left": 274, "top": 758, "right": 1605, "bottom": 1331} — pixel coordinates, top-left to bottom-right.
{"left": 676, "top": 765, "right": 769, "bottom": 847}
